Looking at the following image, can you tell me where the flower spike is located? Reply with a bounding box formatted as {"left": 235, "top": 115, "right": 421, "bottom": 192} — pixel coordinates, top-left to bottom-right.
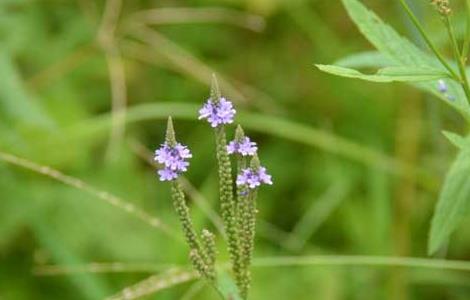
{"left": 227, "top": 125, "right": 258, "bottom": 156}
{"left": 236, "top": 155, "right": 273, "bottom": 189}
{"left": 155, "top": 117, "right": 192, "bottom": 181}
{"left": 199, "top": 74, "right": 236, "bottom": 127}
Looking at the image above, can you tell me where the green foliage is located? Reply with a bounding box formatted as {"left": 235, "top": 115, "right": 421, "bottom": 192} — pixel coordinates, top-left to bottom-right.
{"left": 214, "top": 271, "right": 243, "bottom": 300}
{"left": 334, "top": 51, "right": 391, "bottom": 69}
{"left": 316, "top": 65, "right": 449, "bottom": 83}
{"left": 210, "top": 76, "right": 244, "bottom": 297}
{"left": 429, "top": 138, "right": 470, "bottom": 254}
{"left": 442, "top": 131, "right": 466, "bottom": 149}
{"left": 318, "top": 0, "right": 470, "bottom": 120}
{"left": 2, "top": 0, "right": 470, "bottom": 299}
{"left": 318, "top": 0, "right": 470, "bottom": 259}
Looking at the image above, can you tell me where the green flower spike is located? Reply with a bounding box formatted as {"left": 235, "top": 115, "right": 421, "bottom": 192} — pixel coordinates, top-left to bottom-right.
{"left": 210, "top": 75, "right": 244, "bottom": 292}
{"left": 238, "top": 154, "right": 260, "bottom": 299}
{"left": 164, "top": 117, "right": 215, "bottom": 281}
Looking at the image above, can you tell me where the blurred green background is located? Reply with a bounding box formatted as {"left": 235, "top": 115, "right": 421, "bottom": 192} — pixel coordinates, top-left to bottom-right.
{"left": 1, "top": 0, "right": 470, "bottom": 299}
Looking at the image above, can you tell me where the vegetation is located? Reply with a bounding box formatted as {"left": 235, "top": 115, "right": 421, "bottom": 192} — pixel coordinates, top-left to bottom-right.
{"left": 1, "top": 0, "right": 470, "bottom": 299}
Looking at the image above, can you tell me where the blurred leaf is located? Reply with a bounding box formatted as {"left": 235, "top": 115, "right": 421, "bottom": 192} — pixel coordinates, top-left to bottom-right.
{"left": 429, "top": 138, "right": 470, "bottom": 254}
{"left": 334, "top": 51, "right": 392, "bottom": 69}
{"left": 213, "top": 271, "right": 242, "bottom": 300}
{"left": 106, "top": 269, "right": 196, "bottom": 300}
{"left": 0, "top": 50, "right": 54, "bottom": 128}
{"left": 0, "top": 2, "right": 37, "bottom": 53}
{"left": 0, "top": 150, "right": 178, "bottom": 242}
{"left": 284, "top": 178, "right": 352, "bottom": 251}
{"left": 316, "top": 65, "right": 449, "bottom": 83}
{"left": 0, "top": 166, "right": 45, "bottom": 248}
{"left": 442, "top": 131, "right": 465, "bottom": 149}
{"left": 32, "top": 218, "right": 111, "bottom": 299}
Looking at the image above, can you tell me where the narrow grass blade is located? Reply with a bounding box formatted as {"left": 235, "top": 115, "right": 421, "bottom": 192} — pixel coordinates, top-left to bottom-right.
{"left": 0, "top": 150, "right": 180, "bottom": 241}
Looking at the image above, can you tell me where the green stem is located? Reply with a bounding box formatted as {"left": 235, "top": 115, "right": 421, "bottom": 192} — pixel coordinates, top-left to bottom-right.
{"left": 171, "top": 181, "right": 201, "bottom": 251}
{"left": 236, "top": 163, "right": 251, "bottom": 299}
{"left": 462, "top": 0, "right": 470, "bottom": 59}
{"left": 240, "top": 190, "right": 257, "bottom": 299}
{"left": 214, "top": 127, "right": 243, "bottom": 292}
{"left": 171, "top": 181, "right": 214, "bottom": 280}
{"left": 444, "top": 16, "right": 470, "bottom": 103}
{"left": 397, "top": 0, "right": 459, "bottom": 80}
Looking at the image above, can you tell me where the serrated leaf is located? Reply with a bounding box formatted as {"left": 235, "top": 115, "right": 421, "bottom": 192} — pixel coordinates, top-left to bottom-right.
{"left": 442, "top": 131, "right": 466, "bottom": 149}
{"left": 316, "top": 65, "right": 449, "bottom": 83}
{"left": 341, "top": 0, "right": 435, "bottom": 67}
{"left": 324, "top": 0, "right": 470, "bottom": 119}
{"left": 429, "top": 140, "right": 470, "bottom": 254}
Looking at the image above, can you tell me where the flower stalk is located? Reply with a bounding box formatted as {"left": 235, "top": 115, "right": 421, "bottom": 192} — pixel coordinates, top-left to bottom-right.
{"left": 443, "top": 15, "right": 470, "bottom": 102}
{"left": 201, "top": 75, "right": 244, "bottom": 290}
{"left": 158, "top": 117, "right": 216, "bottom": 281}
{"left": 463, "top": 0, "right": 470, "bottom": 59}
{"left": 229, "top": 128, "right": 270, "bottom": 299}
{"left": 233, "top": 126, "right": 252, "bottom": 299}
{"left": 398, "top": 0, "right": 459, "bottom": 80}
{"left": 158, "top": 75, "right": 272, "bottom": 299}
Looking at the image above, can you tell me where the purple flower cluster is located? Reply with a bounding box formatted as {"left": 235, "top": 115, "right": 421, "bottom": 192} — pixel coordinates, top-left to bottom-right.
{"left": 227, "top": 137, "right": 257, "bottom": 156}
{"left": 155, "top": 143, "right": 192, "bottom": 181}
{"left": 198, "top": 97, "right": 236, "bottom": 127}
{"left": 236, "top": 167, "right": 273, "bottom": 189}
{"left": 197, "top": 92, "right": 273, "bottom": 189}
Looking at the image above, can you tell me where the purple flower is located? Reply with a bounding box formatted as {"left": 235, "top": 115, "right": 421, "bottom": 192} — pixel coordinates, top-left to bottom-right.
{"left": 236, "top": 167, "right": 273, "bottom": 189}
{"left": 158, "top": 168, "right": 178, "bottom": 181}
{"left": 199, "top": 97, "right": 236, "bottom": 127}
{"left": 227, "top": 137, "right": 257, "bottom": 156}
{"left": 438, "top": 80, "right": 448, "bottom": 93}
{"left": 154, "top": 142, "right": 192, "bottom": 181}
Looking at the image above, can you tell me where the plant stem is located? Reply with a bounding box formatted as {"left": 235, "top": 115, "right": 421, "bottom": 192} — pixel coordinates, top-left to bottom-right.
{"left": 444, "top": 16, "right": 470, "bottom": 102}
{"left": 462, "top": 0, "right": 470, "bottom": 59}
{"left": 397, "top": 0, "right": 459, "bottom": 80}
{"left": 214, "top": 127, "right": 243, "bottom": 292}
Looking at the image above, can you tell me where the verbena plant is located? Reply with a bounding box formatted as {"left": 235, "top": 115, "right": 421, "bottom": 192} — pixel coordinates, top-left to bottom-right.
{"left": 154, "top": 75, "right": 272, "bottom": 300}
{"left": 316, "top": 0, "right": 470, "bottom": 256}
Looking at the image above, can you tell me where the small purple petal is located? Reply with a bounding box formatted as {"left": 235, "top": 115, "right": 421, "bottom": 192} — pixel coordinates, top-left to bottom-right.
{"left": 199, "top": 97, "right": 236, "bottom": 127}
{"left": 238, "top": 137, "right": 257, "bottom": 156}
{"left": 227, "top": 137, "right": 257, "bottom": 156}
{"left": 158, "top": 168, "right": 178, "bottom": 181}
{"left": 258, "top": 167, "right": 273, "bottom": 185}
{"left": 154, "top": 142, "right": 191, "bottom": 180}
{"left": 227, "top": 141, "right": 238, "bottom": 154}
{"left": 236, "top": 166, "right": 272, "bottom": 189}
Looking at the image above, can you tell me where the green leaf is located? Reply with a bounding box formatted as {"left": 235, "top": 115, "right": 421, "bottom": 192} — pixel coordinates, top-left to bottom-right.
{"left": 442, "top": 131, "right": 466, "bottom": 149}
{"left": 341, "top": 0, "right": 432, "bottom": 66}
{"left": 316, "top": 65, "right": 449, "bottom": 83}
{"left": 0, "top": 50, "right": 54, "bottom": 128}
{"left": 214, "top": 271, "right": 242, "bottom": 300}
{"left": 429, "top": 139, "right": 470, "bottom": 254}
{"left": 334, "top": 51, "right": 392, "bottom": 69}
{"left": 327, "top": 0, "right": 470, "bottom": 119}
